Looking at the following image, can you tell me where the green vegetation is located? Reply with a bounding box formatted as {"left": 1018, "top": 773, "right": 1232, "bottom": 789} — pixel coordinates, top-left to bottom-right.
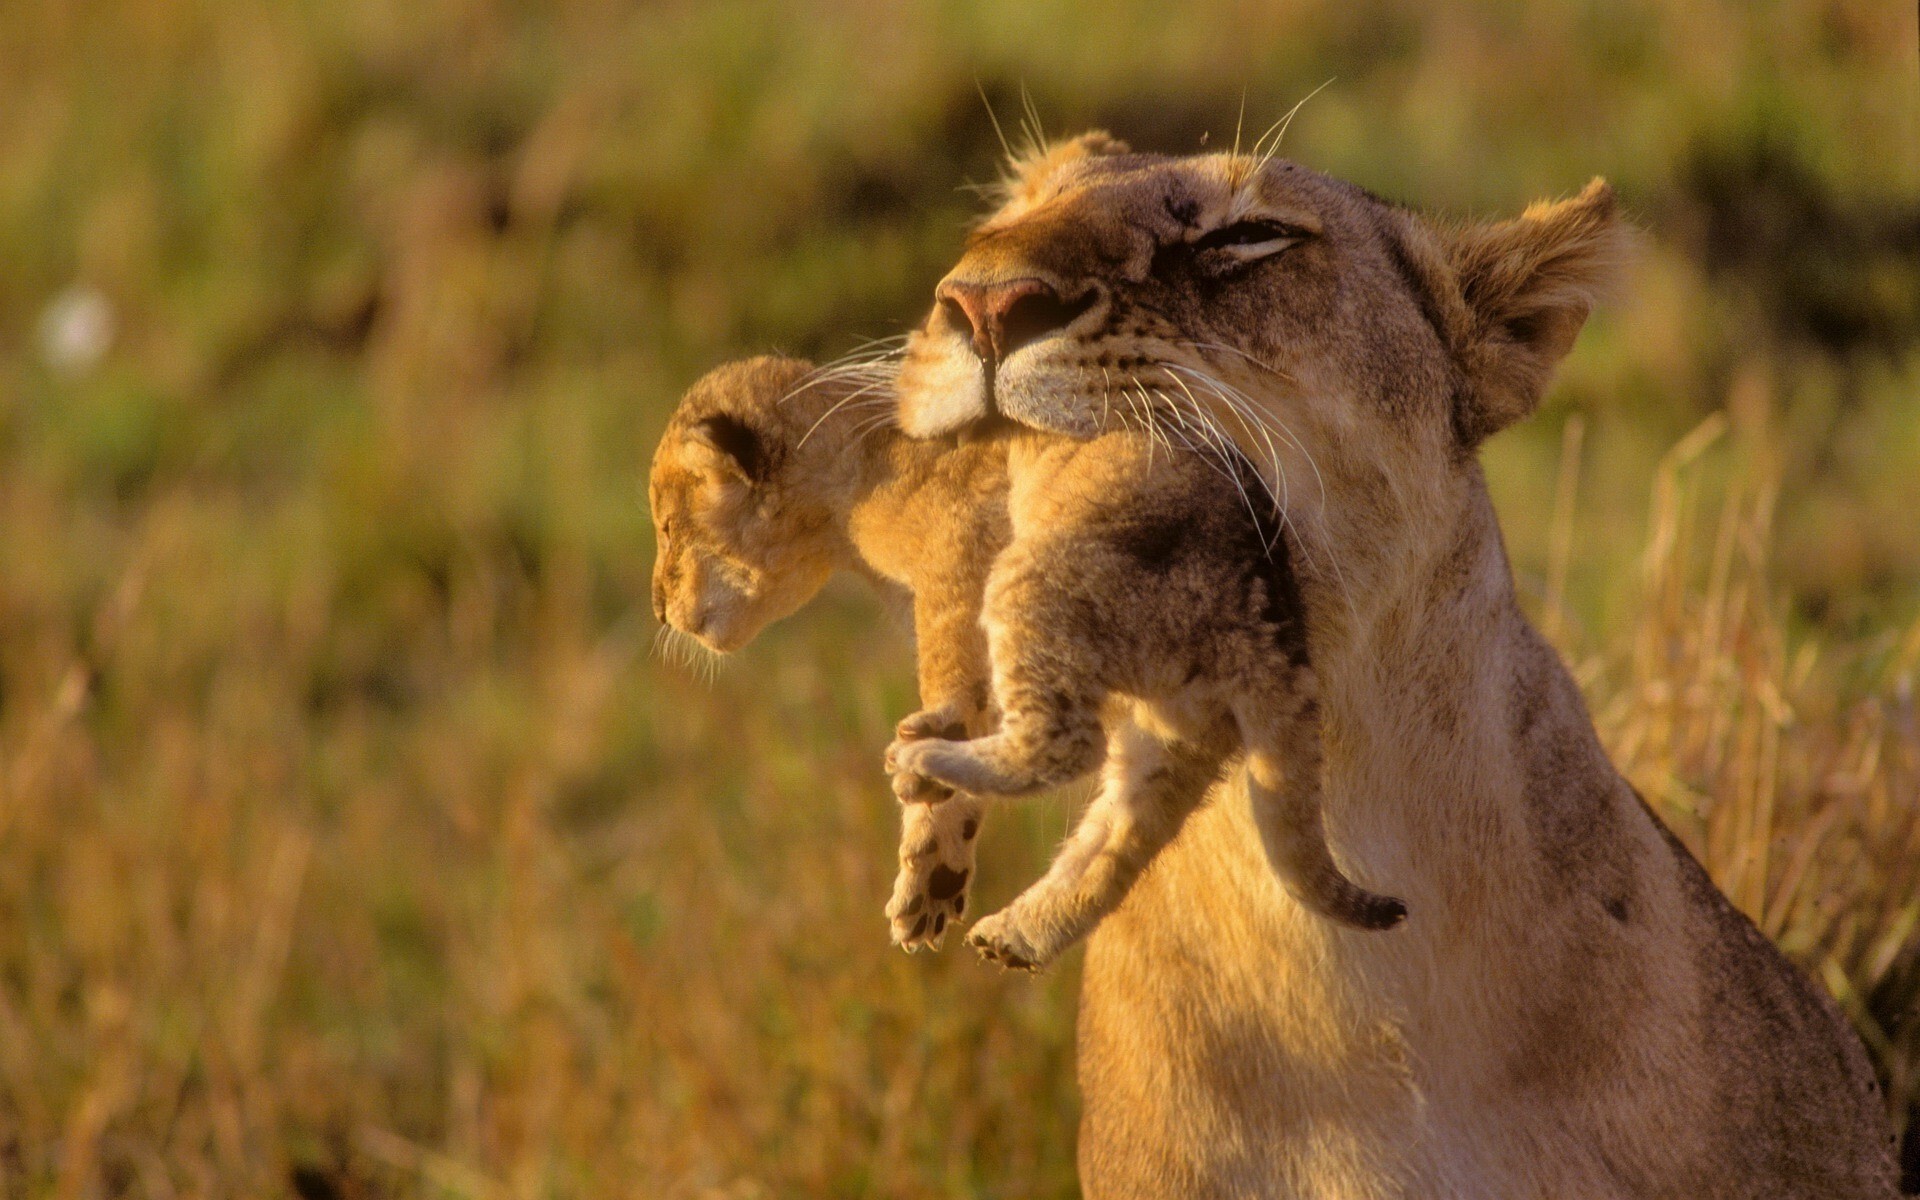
{"left": 0, "top": 0, "right": 1915, "bottom": 1194}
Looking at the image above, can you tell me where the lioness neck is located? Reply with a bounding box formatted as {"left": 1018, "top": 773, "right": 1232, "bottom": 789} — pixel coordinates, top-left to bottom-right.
{"left": 1077, "top": 470, "right": 1665, "bottom": 1192}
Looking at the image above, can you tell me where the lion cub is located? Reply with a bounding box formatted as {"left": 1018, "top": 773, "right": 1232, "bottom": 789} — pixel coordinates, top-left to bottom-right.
{"left": 650, "top": 356, "right": 1403, "bottom": 968}
{"left": 886, "top": 429, "right": 1407, "bottom": 970}
{"left": 648, "top": 355, "right": 1006, "bottom": 949}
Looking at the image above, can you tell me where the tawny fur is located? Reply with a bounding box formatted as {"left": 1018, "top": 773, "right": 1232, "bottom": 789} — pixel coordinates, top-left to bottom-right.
{"left": 885, "top": 428, "right": 1406, "bottom": 972}
{"left": 647, "top": 355, "right": 1007, "bottom": 949}
{"left": 895, "top": 133, "right": 1899, "bottom": 1198}
{"left": 650, "top": 357, "right": 1401, "bottom": 960}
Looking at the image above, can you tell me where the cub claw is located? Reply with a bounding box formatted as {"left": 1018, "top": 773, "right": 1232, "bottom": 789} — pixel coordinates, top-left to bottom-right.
{"left": 896, "top": 705, "right": 971, "bottom": 744}
{"left": 966, "top": 910, "right": 1048, "bottom": 973}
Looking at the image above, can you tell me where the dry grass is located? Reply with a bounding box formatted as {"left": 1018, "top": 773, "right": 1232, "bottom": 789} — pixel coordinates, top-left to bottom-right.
{"left": 4, "top": 390, "right": 1915, "bottom": 1198}
{"left": 0, "top": 0, "right": 1915, "bottom": 1195}
{"left": 1574, "top": 402, "right": 1920, "bottom": 1133}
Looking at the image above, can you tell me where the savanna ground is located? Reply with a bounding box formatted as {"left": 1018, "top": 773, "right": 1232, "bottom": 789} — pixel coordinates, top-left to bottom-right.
{"left": 1, "top": 1, "right": 1917, "bottom": 1195}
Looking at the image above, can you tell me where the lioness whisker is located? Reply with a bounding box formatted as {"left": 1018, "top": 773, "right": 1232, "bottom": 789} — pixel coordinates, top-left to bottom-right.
{"left": 1159, "top": 381, "right": 1289, "bottom": 555}
{"left": 1163, "top": 361, "right": 1319, "bottom": 516}
{"left": 846, "top": 412, "right": 898, "bottom": 447}
{"left": 1159, "top": 364, "right": 1289, "bottom": 515}
{"left": 1155, "top": 362, "right": 1357, "bottom": 623}
{"left": 1155, "top": 375, "right": 1283, "bottom": 554}
{"left": 776, "top": 363, "right": 897, "bottom": 410}
{"left": 1177, "top": 339, "right": 1301, "bottom": 387}
{"left": 798, "top": 377, "right": 900, "bottom": 447}
{"left": 1136, "top": 384, "right": 1176, "bottom": 461}
{"left": 1249, "top": 78, "right": 1334, "bottom": 180}
{"left": 1160, "top": 368, "right": 1282, "bottom": 500}
{"left": 779, "top": 341, "right": 906, "bottom": 403}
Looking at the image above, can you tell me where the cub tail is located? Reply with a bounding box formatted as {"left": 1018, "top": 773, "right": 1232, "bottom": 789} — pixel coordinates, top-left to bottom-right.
{"left": 1243, "top": 742, "right": 1406, "bottom": 932}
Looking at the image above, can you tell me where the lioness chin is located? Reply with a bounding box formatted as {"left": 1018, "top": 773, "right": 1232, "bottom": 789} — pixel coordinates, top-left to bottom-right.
{"left": 895, "top": 132, "right": 1899, "bottom": 1199}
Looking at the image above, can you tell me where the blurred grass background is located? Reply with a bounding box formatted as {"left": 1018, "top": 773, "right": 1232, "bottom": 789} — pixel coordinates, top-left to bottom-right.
{"left": 0, "top": 0, "right": 1917, "bottom": 1195}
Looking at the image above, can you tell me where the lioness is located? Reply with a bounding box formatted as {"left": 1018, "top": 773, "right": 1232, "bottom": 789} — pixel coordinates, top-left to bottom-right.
{"left": 895, "top": 132, "right": 1898, "bottom": 1198}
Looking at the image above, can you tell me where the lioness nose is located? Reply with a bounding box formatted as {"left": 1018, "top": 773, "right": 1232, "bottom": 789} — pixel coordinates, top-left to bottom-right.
{"left": 935, "top": 276, "right": 1082, "bottom": 364}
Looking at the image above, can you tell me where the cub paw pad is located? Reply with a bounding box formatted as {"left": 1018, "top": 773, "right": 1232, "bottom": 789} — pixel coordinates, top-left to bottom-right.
{"left": 887, "top": 803, "right": 981, "bottom": 953}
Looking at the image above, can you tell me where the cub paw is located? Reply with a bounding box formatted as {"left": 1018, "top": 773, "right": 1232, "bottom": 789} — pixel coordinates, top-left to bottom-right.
{"left": 895, "top": 705, "right": 971, "bottom": 744}
{"left": 967, "top": 908, "right": 1051, "bottom": 972}
{"left": 884, "top": 737, "right": 954, "bottom": 804}
{"left": 887, "top": 798, "right": 983, "bottom": 952}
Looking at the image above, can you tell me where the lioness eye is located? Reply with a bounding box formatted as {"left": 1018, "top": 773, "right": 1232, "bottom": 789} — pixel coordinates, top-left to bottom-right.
{"left": 1192, "top": 219, "right": 1308, "bottom": 256}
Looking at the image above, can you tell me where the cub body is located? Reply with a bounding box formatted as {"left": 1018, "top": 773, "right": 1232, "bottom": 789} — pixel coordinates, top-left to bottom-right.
{"left": 890, "top": 430, "right": 1405, "bottom": 969}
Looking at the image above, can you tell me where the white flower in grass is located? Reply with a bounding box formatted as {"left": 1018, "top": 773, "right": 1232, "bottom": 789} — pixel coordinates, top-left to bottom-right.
{"left": 39, "top": 287, "right": 114, "bottom": 376}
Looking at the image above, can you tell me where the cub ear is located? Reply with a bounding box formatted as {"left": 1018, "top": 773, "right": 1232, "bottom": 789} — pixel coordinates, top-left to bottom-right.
{"left": 1442, "top": 178, "right": 1628, "bottom": 446}
{"left": 690, "top": 413, "right": 769, "bottom": 484}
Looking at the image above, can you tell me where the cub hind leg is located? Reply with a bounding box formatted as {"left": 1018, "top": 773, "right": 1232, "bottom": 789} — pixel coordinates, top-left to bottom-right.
{"left": 887, "top": 792, "right": 984, "bottom": 950}
{"left": 1237, "top": 680, "right": 1406, "bottom": 931}
{"left": 969, "top": 719, "right": 1224, "bottom": 971}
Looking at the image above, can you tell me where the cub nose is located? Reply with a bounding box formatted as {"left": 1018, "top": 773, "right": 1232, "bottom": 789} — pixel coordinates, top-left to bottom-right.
{"left": 935, "top": 276, "right": 1090, "bottom": 365}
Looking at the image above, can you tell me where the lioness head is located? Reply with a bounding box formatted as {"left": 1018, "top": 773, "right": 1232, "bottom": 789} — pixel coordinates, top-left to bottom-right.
{"left": 648, "top": 356, "right": 853, "bottom": 653}
{"left": 897, "top": 133, "right": 1624, "bottom": 615}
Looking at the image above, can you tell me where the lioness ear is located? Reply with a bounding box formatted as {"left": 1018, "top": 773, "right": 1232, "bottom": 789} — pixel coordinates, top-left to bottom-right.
{"left": 1443, "top": 179, "right": 1627, "bottom": 446}
{"left": 690, "top": 413, "right": 769, "bottom": 484}
{"left": 1002, "top": 130, "right": 1130, "bottom": 205}
{"left": 1054, "top": 130, "right": 1129, "bottom": 159}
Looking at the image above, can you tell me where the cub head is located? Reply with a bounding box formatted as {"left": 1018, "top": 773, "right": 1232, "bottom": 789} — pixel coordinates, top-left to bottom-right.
{"left": 648, "top": 355, "right": 856, "bottom": 653}
{"left": 897, "top": 132, "right": 1625, "bottom": 600}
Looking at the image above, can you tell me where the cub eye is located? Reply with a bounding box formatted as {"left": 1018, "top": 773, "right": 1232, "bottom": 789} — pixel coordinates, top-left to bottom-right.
{"left": 1191, "top": 219, "right": 1310, "bottom": 259}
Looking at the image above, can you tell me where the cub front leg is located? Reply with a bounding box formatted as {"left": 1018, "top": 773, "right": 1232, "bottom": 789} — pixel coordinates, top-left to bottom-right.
{"left": 887, "top": 614, "right": 1105, "bottom": 798}
{"left": 888, "top": 578, "right": 1107, "bottom": 799}
{"left": 885, "top": 557, "right": 1105, "bottom": 947}
{"left": 888, "top": 704, "right": 966, "bottom": 804}
{"left": 886, "top": 699, "right": 1106, "bottom": 800}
